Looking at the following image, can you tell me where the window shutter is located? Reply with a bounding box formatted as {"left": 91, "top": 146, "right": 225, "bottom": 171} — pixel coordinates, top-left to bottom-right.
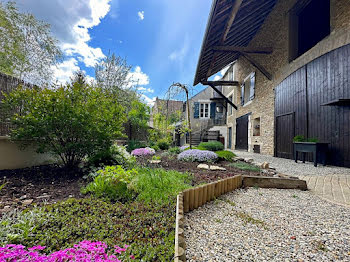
{"left": 241, "top": 84, "right": 245, "bottom": 105}
{"left": 194, "top": 102, "right": 199, "bottom": 118}
{"left": 250, "top": 72, "right": 255, "bottom": 100}
{"left": 210, "top": 102, "right": 216, "bottom": 119}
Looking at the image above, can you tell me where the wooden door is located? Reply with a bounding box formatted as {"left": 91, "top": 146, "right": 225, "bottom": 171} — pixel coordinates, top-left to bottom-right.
{"left": 276, "top": 113, "right": 295, "bottom": 159}
{"left": 235, "top": 114, "right": 249, "bottom": 150}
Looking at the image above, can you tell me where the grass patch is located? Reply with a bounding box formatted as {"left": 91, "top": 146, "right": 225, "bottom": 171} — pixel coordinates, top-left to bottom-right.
{"left": 219, "top": 198, "right": 236, "bottom": 207}
{"left": 228, "top": 162, "right": 261, "bottom": 172}
{"left": 235, "top": 211, "right": 266, "bottom": 228}
{"left": 0, "top": 198, "right": 175, "bottom": 261}
{"left": 132, "top": 167, "right": 192, "bottom": 204}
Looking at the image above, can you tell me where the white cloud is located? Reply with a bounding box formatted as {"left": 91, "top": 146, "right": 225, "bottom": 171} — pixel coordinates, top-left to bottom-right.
{"left": 15, "top": 0, "right": 112, "bottom": 81}
{"left": 127, "top": 66, "right": 150, "bottom": 87}
{"left": 169, "top": 37, "right": 189, "bottom": 62}
{"left": 141, "top": 94, "right": 156, "bottom": 107}
{"left": 51, "top": 58, "right": 96, "bottom": 85}
{"left": 213, "top": 75, "right": 221, "bottom": 81}
{"left": 138, "top": 87, "right": 154, "bottom": 93}
{"left": 138, "top": 11, "right": 144, "bottom": 20}
{"left": 51, "top": 58, "right": 80, "bottom": 84}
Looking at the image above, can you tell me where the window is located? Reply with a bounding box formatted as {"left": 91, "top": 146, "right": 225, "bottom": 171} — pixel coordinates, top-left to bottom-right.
{"left": 200, "top": 103, "right": 209, "bottom": 118}
{"left": 228, "top": 95, "right": 233, "bottom": 115}
{"left": 241, "top": 72, "right": 255, "bottom": 106}
{"left": 216, "top": 105, "right": 223, "bottom": 113}
{"left": 289, "top": 0, "right": 330, "bottom": 61}
{"left": 253, "top": 117, "right": 260, "bottom": 136}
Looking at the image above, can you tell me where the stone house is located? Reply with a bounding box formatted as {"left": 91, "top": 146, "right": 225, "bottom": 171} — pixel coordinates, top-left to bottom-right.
{"left": 184, "top": 63, "right": 236, "bottom": 147}
{"left": 149, "top": 97, "right": 184, "bottom": 128}
{"left": 194, "top": 0, "right": 350, "bottom": 167}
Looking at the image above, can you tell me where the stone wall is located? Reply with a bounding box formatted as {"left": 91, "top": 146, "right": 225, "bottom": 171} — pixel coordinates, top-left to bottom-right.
{"left": 229, "top": 0, "right": 350, "bottom": 156}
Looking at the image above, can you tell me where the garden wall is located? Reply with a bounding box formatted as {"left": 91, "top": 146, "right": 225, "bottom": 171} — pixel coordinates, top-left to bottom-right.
{"left": 0, "top": 72, "right": 57, "bottom": 170}
{"left": 0, "top": 137, "right": 57, "bottom": 170}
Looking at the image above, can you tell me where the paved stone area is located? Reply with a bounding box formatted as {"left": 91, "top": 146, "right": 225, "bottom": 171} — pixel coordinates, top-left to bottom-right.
{"left": 233, "top": 151, "right": 350, "bottom": 206}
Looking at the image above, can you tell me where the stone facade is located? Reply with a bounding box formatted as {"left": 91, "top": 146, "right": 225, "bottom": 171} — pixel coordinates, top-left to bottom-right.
{"left": 228, "top": 0, "right": 350, "bottom": 156}
{"left": 150, "top": 97, "right": 183, "bottom": 127}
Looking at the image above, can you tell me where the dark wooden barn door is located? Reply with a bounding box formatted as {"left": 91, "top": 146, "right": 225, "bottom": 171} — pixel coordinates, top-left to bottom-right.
{"left": 274, "top": 44, "right": 350, "bottom": 167}
{"left": 276, "top": 113, "right": 295, "bottom": 159}
{"left": 236, "top": 114, "right": 249, "bottom": 150}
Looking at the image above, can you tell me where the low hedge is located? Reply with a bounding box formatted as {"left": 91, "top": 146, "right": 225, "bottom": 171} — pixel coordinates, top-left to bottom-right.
{"left": 198, "top": 141, "right": 224, "bottom": 151}
{"left": 215, "top": 150, "right": 236, "bottom": 162}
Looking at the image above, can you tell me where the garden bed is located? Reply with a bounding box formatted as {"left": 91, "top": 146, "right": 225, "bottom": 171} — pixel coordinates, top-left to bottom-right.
{"left": 0, "top": 165, "right": 85, "bottom": 214}
{"left": 138, "top": 154, "right": 272, "bottom": 186}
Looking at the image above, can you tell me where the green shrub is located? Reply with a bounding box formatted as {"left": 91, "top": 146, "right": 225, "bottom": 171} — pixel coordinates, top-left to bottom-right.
{"left": 126, "top": 140, "right": 146, "bottom": 152}
{"left": 2, "top": 82, "right": 126, "bottom": 167}
{"left": 131, "top": 168, "right": 192, "bottom": 204}
{"left": 198, "top": 141, "right": 224, "bottom": 151}
{"left": 156, "top": 139, "right": 170, "bottom": 150}
{"left": 229, "top": 162, "right": 260, "bottom": 172}
{"left": 152, "top": 155, "right": 161, "bottom": 161}
{"left": 293, "top": 135, "right": 305, "bottom": 142}
{"left": 151, "top": 145, "right": 160, "bottom": 152}
{"left": 293, "top": 135, "right": 319, "bottom": 143}
{"left": 1, "top": 198, "right": 176, "bottom": 260}
{"left": 82, "top": 165, "right": 138, "bottom": 201}
{"left": 168, "top": 147, "right": 181, "bottom": 154}
{"left": 87, "top": 144, "right": 136, "bottom": 169}
{"left": 216, "top": 150, "right": 236, "bottom": 162}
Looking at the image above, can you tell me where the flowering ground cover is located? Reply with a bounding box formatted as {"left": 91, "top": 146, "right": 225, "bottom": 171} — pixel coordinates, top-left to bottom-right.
{"left": 0, "top": 198, "right": 176, "bottom": 261}
{"left": 0, "top": 240, "right": 130, "bottom": 261}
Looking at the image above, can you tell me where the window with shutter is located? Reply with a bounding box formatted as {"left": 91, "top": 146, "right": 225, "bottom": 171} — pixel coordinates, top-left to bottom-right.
{"left": 194, "top": 102, "right": 199, "bottom": 118}
{"left": 241, "top": 84, "right": 245, "bottom": 105}
{"left": 242, "top": 72, "right": 256, "bottom": 105}
{"left": 249, "top": 72, "right": 255, "bottom": 100}
{"left": 210, "top": 102, "right": 216, "bottom": 119}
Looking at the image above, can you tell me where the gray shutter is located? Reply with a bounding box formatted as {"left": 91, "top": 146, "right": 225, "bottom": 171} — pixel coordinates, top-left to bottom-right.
{"left": 194, "top": 102, "right": 199, "bottom": 118}
{"left": 249, "top": 72, "right": 255, "bottom": 100}
{"left": 210, "top": 102, "right": 216, "bottom": 119}
{"left": 241, "top": 84, "right": 245, "bottom": 105}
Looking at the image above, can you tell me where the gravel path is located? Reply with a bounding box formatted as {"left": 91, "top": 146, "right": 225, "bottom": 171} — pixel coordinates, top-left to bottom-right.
{"left": 233, "top": 151, "right": 350, "bottom": 176}
{"left": 185, "top": 188, "right": 350, "bottom": 261}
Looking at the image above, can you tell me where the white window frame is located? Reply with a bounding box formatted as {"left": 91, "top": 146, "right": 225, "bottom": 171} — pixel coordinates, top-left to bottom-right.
{"left": 242, "top": 72, "right": 255, "bottom": 106}
{"left": 198, "top": 101, "right": 210, "bottom": 119}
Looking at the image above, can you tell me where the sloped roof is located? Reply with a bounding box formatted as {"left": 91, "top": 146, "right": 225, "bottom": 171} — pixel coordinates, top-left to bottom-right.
{"left": 194, "top": 0, "right": 277, "bottom": 86}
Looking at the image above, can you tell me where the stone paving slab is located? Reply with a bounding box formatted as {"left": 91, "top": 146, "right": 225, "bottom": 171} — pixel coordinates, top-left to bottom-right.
{"left": 233, "top": 151, "right": 350, "bottom": 206}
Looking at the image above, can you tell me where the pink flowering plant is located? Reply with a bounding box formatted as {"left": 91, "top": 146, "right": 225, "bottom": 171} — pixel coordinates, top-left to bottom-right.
{"left": 0, "top": 240, "right": 134, "bottom": 261}
{"left": 130, "top": 147, "right": 155, "bottom": 157}
{"left": 177, "top": 149, "right": 218, "bottom": 163}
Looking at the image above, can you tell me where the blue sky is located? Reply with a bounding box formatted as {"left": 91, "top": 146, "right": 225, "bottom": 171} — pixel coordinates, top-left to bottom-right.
{"left": 11, "top": 0, "right": 217, "bottom": 105}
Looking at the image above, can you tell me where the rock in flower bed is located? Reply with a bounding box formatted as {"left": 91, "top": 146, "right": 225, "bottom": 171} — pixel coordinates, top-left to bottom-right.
{"left": 177, "top": 149, "right": 218, "bottom": 163}
{"left": 131, "top": 147, "right": 155, "bottom": 157}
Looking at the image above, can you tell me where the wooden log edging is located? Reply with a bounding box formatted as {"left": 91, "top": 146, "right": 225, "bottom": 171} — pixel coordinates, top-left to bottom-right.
{"left": 174, "top": 175, "right": 243, "bottom": 262}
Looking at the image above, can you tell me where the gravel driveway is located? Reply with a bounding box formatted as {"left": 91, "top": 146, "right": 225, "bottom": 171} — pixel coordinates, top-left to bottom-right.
{"left": 185, "top": 188, "right": 350, "bottom": 261}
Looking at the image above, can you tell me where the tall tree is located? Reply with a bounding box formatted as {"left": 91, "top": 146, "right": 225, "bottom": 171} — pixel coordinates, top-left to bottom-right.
{"left": 0, "top": 2, "right": 62, "bottom": 85}
{"left": 95, "top": 53, "right": 140, "bottom": 111}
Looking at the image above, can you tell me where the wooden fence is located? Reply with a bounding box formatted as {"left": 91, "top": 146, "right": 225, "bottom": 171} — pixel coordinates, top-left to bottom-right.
{"left": 0, "top": 72, "right": 34, "bottom": 136}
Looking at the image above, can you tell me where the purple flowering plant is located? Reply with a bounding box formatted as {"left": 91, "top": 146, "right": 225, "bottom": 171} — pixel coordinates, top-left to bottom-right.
{"left": 131, "top": 147, "right": 155, "bottom": 157}
{"left": 179, "top": 145, "right": 189, "bottom": 152}
{"left": 0, "top": 240, "right": 134, "bottom": 262}
{"left": 177, "top": 149, "right": 218, "bottom": 163}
